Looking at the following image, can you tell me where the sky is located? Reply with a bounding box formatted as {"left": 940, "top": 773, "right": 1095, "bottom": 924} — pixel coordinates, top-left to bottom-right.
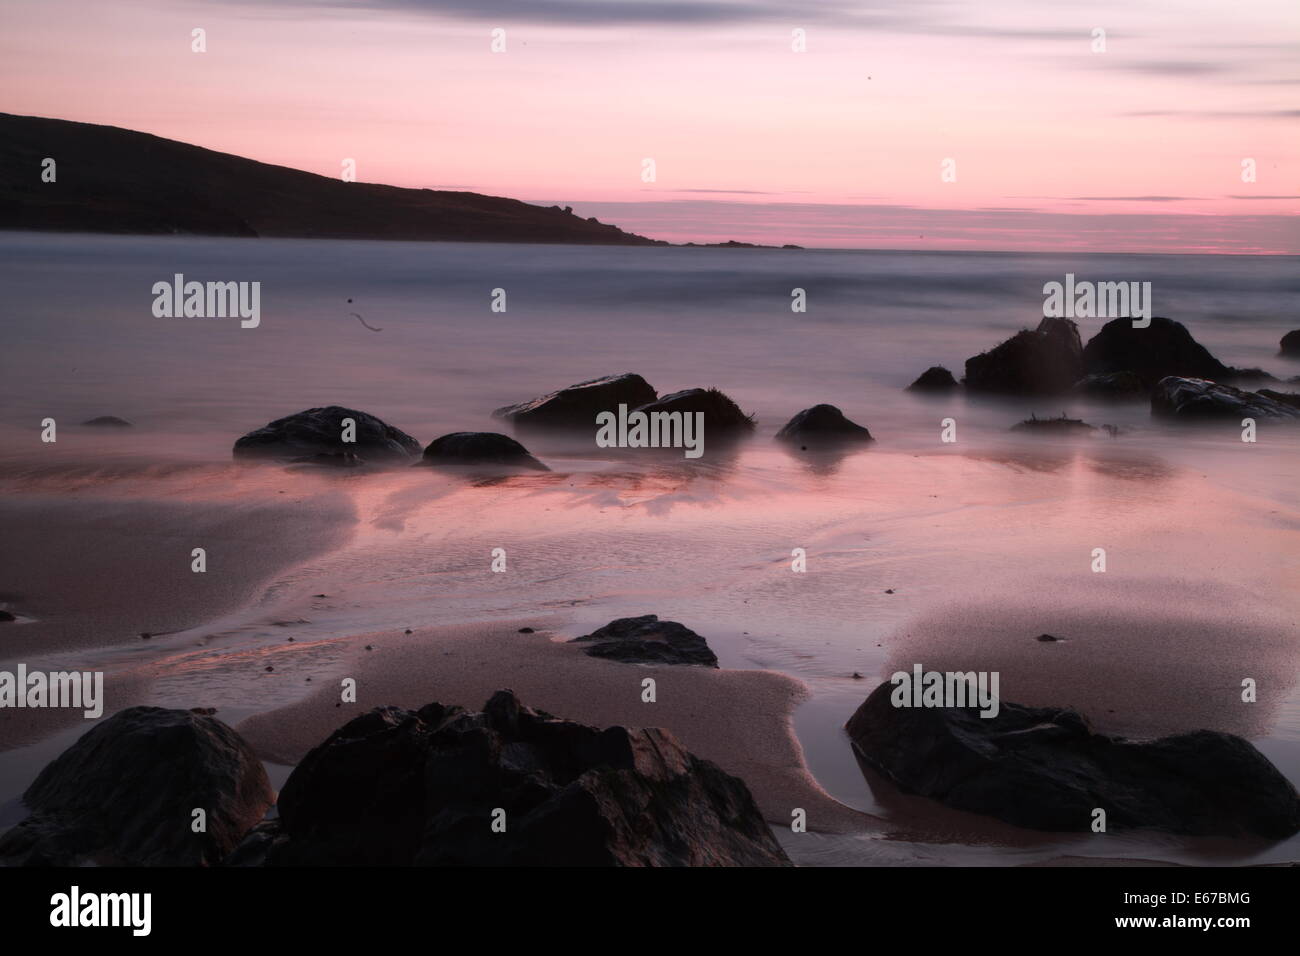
{"left": 1, "top": 0, "right": 1297, "bottom": 252}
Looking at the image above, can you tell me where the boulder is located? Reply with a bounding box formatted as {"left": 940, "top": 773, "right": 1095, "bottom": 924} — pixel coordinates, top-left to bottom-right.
{"left": 1072, "top": 370, "right": 1144, "bottom": 399}
{"left": 1082, "top": 316, "right": 1232, "bottom": 387}
{"left": 233, "top": 691, "right": 788, "bottom": 866}
{"left": 1011, "top": 414, "right": 1097, "bottom": 434}
{"left": 1280, "top": 330, "right": 1300, "bottom": 357}
{"left": 633, "top": 388, "right": 755, "bottom": 434}
{"left": 1150, "top": 377, "right": 1300, "bottom": 422}
{"left": 82, "top": 415, "right": 132, "bottom": 427}
{"left": 572, "top": 614, "right": 719, "bottom": 667}
{"left": 420, "top": 431, "right": 548, "bottom": 471}
{"left": 233, "top": 406, "right": 420, "bottom": 462}
{"left": 906, "top": 366, "right": 959, "bottom": 392}
{"left": 775, "top": 405, "right": 873, "bottom": 445}
{"left": 964, "top": 317, "right": 1084, "bottom": 395}
{"left": 0, "top": 707, "right": 272, "bottom": 866}
{"left": 493, "top": 373, "right": 657, "bottom": 430}
{"left": 846, "top": 681, "right": 1300, "bottom": 838}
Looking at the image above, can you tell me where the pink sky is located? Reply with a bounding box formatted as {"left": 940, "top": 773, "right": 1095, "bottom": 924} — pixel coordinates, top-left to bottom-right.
{"left": 2, "top": 0, "right": 1297, "bottom": 251}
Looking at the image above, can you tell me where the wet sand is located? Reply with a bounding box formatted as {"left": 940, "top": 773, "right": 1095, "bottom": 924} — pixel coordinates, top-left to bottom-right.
{"left": 234, "top": 619, "right": 871, "bottom": 833}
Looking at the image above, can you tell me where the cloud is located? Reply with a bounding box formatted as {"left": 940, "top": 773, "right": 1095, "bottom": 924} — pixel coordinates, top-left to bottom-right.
{"left": 1066, "top": 196, "right": 1199, "bottom": 202}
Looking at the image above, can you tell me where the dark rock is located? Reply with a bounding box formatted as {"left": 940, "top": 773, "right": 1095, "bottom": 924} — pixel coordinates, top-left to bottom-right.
{"left": 0, "top": 707, "right": 272, "bottom": 866}
{"left": 1072, "top": 370, "right": 1144, "bottom": 399}
{"left": 1011, "top": 414, "right": 1097, "bottom": 434}
{"left": 232, "top": 691, "right": 788, "bottom": 866}
{"left": 1280, "top": 330, "right": 1300, "bottom": 357}
{"left": 518, "top": 627, "right": 535, "bottom": 634}
{"left": 82, "top": 415, "right": 132, "bottom": 427}
{"left": 633, "top": 388, "right": 755, "bottom": 434}
{"left": 775, "top": 404, "right": 873, "bottom": 445}
{"left": 1082, "top": 316, "right": 1232, "bottom": 388}
{"left": 1257, "top": 388, "right": 1300, "bottom": 409}
{"left": 845, "top": 682, "right": 1300, "bottom": 838}
{"left": 493, "top": 373, "right": 657, "bottom": 430}
{"left": 420, "top": 431, "right": 548, "bottom": 471}
{"left": 965, "top": 317, "right": 1084, "bottom": 395}
{"left": 233, "top": 406, "right": 419, "bottom": 462}
{"left": 1151, "top": 377, "right": 1300, "bottom": 422}
{"left": 906, "top": 366, "right": 959, "bottom": 392}
{"left": 0, "top": 610, "right": 14, "bottom": 622}
{"left": 571, "top": 614, "right": 718, "bottom": 667}
{"left": 1036, "top": 633, "right": 1060, "bottom": 642}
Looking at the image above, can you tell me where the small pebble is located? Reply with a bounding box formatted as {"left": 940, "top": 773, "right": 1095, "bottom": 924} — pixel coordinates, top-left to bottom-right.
{"left": 518, "top": 627, "right": 535, "bottom": 634}
{"left": 852, "top": 671, "right": 864, "bottom": 680}
{"left": 405, "top": 629, "right": 412, "bottom": 634}
{"left": 265, "top": 665, "right": 273, "bottom": 672}
{"left": 140, "top": 632, "right": 152, "bottom": 639}
{"left": 1036, "top": 633, "right": 1060, "bottom": 643}
{"left": 884, "top": 589, "right": 895, "bottom": 594}
{"left": 365, "top": 644, "right": 373, "bottom": 651}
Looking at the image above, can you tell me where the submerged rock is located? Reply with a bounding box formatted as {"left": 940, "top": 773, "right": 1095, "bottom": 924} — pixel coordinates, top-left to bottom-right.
{"left": 845, "top": 681, "right": 1300, "bottom": 838}
{"left": 82, "top": 415, "right": 132, "bottom": 427}
{"left": 572, "top": 614, "right": 719, "bottom": 667}
{"left": 1072, "top": 370, "right": 1144, "bottom": 399}
{"left": 1150, "top": 377, "right": 1300, "bottom": 422}
{"left": 493, "top": 373, "right": 657, "bottom": 430}
{"left": 1011, "top": 414, "right": 1097, "bottom": 434}
{"left": 775, "top": 404, "right": 873, "bottom": 445}
{"left": 0, "top": 707, "right": 272, "bottom": 866}
{"left": 420, "top": 432, "right": 549, "bottom": 471}
{"left": 233, "top": 406, "right": 420, "bottom": 462}
{"left": 232, "top": 691, "right": 787, "bottom": 866}
{"left": 289, "top": 451, "right": 365, "bottom": 468}
{"left": 1082, "top": 316, "right": 1232, "bottom": 387}
{"left": 906, "top": 366, "right": 959, "bottom": 392}
{"left": 964, "top": 317, "right": 1084, "bottom": 395}
{"left": 633, "top": 388, "right": 755, "bottom": 434}
{"left": 1279, "top": 330, "right": 1300, "bottom": 357}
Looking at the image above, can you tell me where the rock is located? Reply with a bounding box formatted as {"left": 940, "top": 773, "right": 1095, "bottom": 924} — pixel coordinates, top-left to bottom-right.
{"left": 906, "top": 366, "right": 959, "bottom": 392}
{"left": 1082, "top": 316, "right": 1232, "bottom": 387}
{"left": 571, "top": 614, "right": 718, "bottom": 667}
{"left": 1280, "top": 330, "right": 1300, "bottom": 357}
{"left": 1150, "top": 377, "right": 1300, "bottom": 422}
{"left": 1257, "top": 388, "right": 1300, "bottom": 409}
{"left": 775, "top": 404, "right": 873, "bottom": 445}
{"left": 493, "top": 373, "right": 657, "bottom": 430}
{"left": 233, "top": 406, "right": 420, "bottom": 462}
{"left": 232, "top": 691, "right": 788, "bottom": 866}
{"left": 0, "top": 707, "right": 272, "bottom": 866}
{"left": 518, "top": 627, "right": 535, "bottom": 634}
{"left": 633, "top": 388, "right": 755, "bottom": 435}
{"left": 1072, "top": 370, "right": 1144, "bottom": 399}
{"left": 845, "top": 682, "right": 1300, "bottom": 838}
{"left": 82, "top": 415, "right": 132, "bottom": 427}
{"left": 1036, "top": 633, "right": 1061, "bottom": 642}
{"left": 420, "top": 432, "right": 548, "bottom": 471}
{"left": 0, "top": 610, "right": 14, "bottom": 622}
{"left": 964, "top": 317, "right": 1084, "bottom": 395}
{"left": 1011, "top": 414, "right": 1097, "bottom": 434}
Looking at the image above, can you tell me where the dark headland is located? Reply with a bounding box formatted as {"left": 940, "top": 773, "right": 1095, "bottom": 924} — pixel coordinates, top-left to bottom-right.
{"left": 0, "top": 113, "right": 800, "bottom": 247}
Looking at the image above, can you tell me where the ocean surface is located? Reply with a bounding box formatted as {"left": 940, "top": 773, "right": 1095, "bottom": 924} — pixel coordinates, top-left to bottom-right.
{"left": 1, "top": 233, "right": 1298, "bottom": 866}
